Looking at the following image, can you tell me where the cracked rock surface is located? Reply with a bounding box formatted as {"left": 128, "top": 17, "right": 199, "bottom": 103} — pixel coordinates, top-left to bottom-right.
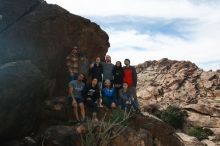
{"left": 137, "top": 58, "right": 220, "bottom": 145}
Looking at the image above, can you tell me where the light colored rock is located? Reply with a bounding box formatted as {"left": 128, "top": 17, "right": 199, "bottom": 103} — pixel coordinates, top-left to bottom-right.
{"left": 214, "top": 90, "right": 220, "bottom": 97}
{"left": 176, "top": 132, "right": 205, "bottom": 146}
{"left": 187, "top": 111, "right": 220, "bottom": 128}
{"left": 136, "top": 59, "right": 220, "bottom": 145}
{"left": 183, "top": 103, "right": 220, "bottom": 117}
{"left": 210, "top": 128, "right": 220, "bottom": 138}
{"left": 201, "top": 139, "right": 216, "bottom": 146}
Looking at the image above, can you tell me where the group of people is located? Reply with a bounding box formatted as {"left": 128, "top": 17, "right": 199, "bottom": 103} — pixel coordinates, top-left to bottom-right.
{"left": 66, "top": 47, "right": 140, "bottom": 123}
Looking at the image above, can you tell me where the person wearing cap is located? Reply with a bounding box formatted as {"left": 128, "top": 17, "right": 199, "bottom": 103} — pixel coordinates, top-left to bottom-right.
{"left": 66, "top": 46, "right": 80, "bottom": 81}
{"left": 123, "top": 59, "right": 140, "bottom": 111}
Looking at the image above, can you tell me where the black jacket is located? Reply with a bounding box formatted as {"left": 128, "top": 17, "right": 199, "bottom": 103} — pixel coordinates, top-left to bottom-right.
{"left": 82, "top": 84, "right": 100, "bottom": 102}
{"left": 89, "top": 63, "right": 103, "bottom": 82}
{"left": 112, "top": 66, "right": 123, "bottom": 85}
{"left": 123, "top": 66, "right": 137, "bottom": 87}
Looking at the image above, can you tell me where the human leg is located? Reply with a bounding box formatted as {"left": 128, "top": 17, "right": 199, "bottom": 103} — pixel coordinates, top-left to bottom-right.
{"left": 77, "top": 98, "right": 85, "bottom": 121}
{"left": 79, "top": 103, "right": 85, "bottom": 121}
{"left": 72, "top": 100, "right": 79, "bottom": 121}
{"left": 66, "top": 96, "right": 73, "bottom": 120}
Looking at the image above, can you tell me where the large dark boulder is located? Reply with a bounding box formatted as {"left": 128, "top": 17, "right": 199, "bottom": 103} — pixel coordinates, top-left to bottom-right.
{"left": 0, "top": 0, "right": 110, "bottom": 96}
{"left": 0, "top": 0, "right": 43, "bottom": 32}
{"left": 0, "top": 0, "right": 109, "bottom": 142}
{"left": 0, "top": 61, "right": 48, "bottom": 141}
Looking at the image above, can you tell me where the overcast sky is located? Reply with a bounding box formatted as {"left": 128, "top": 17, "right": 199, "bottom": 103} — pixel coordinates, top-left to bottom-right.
{"left": 46, "top": 0, "right": 220, "bottom": 70}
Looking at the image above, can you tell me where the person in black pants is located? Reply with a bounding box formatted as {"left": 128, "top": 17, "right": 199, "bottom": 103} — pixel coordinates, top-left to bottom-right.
{"left": 82, "top": 78, "right": 101, "bottom": 122}
{"left": 112, "top": 61, "right": 123, "bottom": 102}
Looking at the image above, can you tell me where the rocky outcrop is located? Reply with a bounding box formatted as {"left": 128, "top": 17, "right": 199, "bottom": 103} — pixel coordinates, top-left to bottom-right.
{"left": 0, "top": 0, "right": 109, "bottom": 95}
{"left": 38, "top": 97, "right": 185, "bottom": 146}
{"left": 136, "top": 58, "right": 220, "bottom": 144}
{"left": 41, "top": 125, "right": 149, "bottom": 146}
{"left": 176, "top": 133, "right": 205, "bottom": 146}
{"left": 0, "top": 61, "right": 47, "bottom": 141}
{"left": 0, "top": 0, "right": 109, "bottom": 141}
{"left": 41, "top": 125, "right": 80, "bottom": 146}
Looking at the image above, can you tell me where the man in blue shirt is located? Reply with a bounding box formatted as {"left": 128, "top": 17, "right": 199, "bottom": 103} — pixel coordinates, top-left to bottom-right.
{"left": 68, "top": 73, "right": 85, "bottom": 122}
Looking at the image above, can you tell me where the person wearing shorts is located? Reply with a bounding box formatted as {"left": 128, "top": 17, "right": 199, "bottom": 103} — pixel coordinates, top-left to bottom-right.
{"left": 68, "top": 73, "right": 85, "bottom": 122}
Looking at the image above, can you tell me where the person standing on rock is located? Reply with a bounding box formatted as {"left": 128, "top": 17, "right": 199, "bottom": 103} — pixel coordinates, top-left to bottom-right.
{"left": 123, "top": 59, "right": 140, "bottom": 111}
{"left": 66, "top": 46, "right": 80, "bottom": 81}
{"left": 89, "top": 55, "right": 114, "bottom": 87}
{"left": 112, "top": 61, "right": 123, "bottom": 100}
{"left": 89, "top": 57, "right": 103, "bottom": 90}
{"left": 102, "top": 55, "right": 114, "bottom": 86}
{"left": 68, "top": 73, "right": 86, "bottom": 122}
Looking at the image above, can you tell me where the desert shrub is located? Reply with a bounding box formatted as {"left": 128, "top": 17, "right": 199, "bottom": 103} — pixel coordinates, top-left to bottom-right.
{"left": 110, "top": 108, "right": 130, "bottom": 126}
{"left": 80, "top": 108, "right": 131, "bottom": 146}
{"left": 188, "top": 126, "right": 214, "bottom": 140}
{"left": 158, "top": 106, "right": 187, "bottom": 129}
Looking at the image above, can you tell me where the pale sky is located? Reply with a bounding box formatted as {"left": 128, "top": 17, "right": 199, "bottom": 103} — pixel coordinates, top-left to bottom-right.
{"left": 46, "top": 0, "right": 220, "bottom": 70}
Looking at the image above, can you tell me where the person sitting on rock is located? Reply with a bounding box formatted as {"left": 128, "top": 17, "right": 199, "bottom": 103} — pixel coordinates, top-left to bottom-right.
{"left": 82, "top": 78, "right": 101, "bottom": 122}
{"left": 101, "top": 79, "right": 117, "bottom": 108}
{"left": 68, "top": 73, "right": 86, "bottom": 122}
{"left": 119, "top": 82, "right": 139, "bottom": 110}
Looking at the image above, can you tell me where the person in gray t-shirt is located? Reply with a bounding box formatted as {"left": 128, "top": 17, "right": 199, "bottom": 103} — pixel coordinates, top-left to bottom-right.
{"left": 102, "top": 55, "right": 114, "bottom": 82}
{"left": 68, "top": 73, "right": 85, "bottom": 121}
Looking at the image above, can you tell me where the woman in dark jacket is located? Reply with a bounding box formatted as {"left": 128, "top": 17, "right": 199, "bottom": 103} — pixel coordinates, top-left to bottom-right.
{"left": 82, "top": 78, "right": 100, "bottom": 121}
{"left": 89, "top": 57, "right": 103, "bottom": 89}
{"left": 112, "top": 61, "right": 123, "bottom": 100}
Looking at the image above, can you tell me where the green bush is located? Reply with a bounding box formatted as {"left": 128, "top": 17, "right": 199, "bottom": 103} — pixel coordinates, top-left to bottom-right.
{"left": 188, "top": 126, "right": 214, "bottom": 140}
{"left": 203, "top": 128, "right": 214, "bottom": 136}
{"left": 158, "top": 106, "right": 187, "bottom": 129}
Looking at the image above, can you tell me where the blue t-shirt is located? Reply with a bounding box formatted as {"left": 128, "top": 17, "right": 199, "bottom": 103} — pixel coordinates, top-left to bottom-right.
{"left": 69, "top": 80, "right": 85, "bottom": 99}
